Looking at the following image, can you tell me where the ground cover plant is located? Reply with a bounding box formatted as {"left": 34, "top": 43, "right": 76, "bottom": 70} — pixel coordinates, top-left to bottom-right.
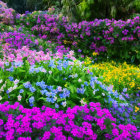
{"left": 0, "top": 1, "right": 140, "bottom": 140}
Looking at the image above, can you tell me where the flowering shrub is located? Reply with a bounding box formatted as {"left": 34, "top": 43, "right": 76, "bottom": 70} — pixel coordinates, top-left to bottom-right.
{"left": 0, "top": 1, "right": 140, "bottom": 63}
{"left": 0, "top": 57, "right": 139, "bottom": 127}
{"left": 0, "top": 101, "right": 140, "bottom": 140}
{"left": 0, "top": 1, "right": 16, "bottom": 24}
{"left": 15, "top": 10, "right": 140, "bottom": 64}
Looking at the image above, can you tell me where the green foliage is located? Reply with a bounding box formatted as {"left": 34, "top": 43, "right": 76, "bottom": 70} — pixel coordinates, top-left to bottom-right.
{"left": 61, "top": 0, "right": 140, "bottom": 22}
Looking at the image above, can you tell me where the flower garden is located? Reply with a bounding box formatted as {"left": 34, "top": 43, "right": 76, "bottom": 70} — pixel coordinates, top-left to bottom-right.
{"left": 0, "top": 1, "right": 140, "bottom": 140}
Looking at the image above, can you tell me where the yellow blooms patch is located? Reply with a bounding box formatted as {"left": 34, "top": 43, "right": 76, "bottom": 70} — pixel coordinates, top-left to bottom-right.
{"left": 89, "top": 61, "right": 140, "bottom": 93}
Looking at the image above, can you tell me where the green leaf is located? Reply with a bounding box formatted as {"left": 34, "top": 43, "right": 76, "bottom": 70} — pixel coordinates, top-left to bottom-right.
{"left": 57, "top": 98, "right": 66, "bottom": 103}
{"left": 37, "top": 97, "right": 46, "bottom": 102}
{"left": 94, "top": 95, "right": 101, "bottom": 99}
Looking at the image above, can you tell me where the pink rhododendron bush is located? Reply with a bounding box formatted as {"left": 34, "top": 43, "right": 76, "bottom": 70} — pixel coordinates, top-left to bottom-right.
{"left": 0, "top": 1, "right": 15, "bottom": 24}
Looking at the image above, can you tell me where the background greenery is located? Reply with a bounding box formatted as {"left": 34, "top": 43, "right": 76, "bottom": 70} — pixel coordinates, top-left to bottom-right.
{"left": 1, "top": 0, "right": 140, "bottom": 22}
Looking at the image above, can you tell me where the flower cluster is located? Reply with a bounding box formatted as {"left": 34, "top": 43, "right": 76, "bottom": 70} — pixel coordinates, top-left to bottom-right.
{"left": 0, "top": 1, "right": 15, "bottom": 24}
{"left": 0, "top": 102, "right": 139, "bottom": 140}
{"left": 14, "top": 9, "right": 140, "bottom": 63}
{"left": 89, "top": 61, "right": 140, "bottom": 93}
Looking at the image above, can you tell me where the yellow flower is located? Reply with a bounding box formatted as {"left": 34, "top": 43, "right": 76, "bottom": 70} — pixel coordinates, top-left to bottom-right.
{"left": 135, "top": 106, "right": 139, "bottom": 112}
{"left": 64, "top": 83, "right": 67, "bottom": 87}
{"left": 92, "top": 52, "right": 98, "bottom": 56}
{"left": 63, "top": 40, "right": 67, "bottom": 44}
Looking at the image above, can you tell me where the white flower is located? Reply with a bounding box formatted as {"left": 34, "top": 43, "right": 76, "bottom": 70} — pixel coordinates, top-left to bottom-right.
{"left": 49, "top": 71, "right": 52, "bottom": 74}
{"left": 102, "top": 93, "right": 105, "bottom": 96}
{"left": 3, "top": 83, "right": 6, "bottom": 87}
{"left": 8, "top": 87, "right": 13, "bottom": 92}
{"left": 12, "top": 85, "right": 18, "bottom": 90}
{"left": 0, "top": 87, "right": 4, "bottom": 92}
{"left": 78, "top": 79, "right": 82, "bottom": 82}
{"left": 93, "top": 90, "right": 96, "bottom": 95}
{"left": 80, "top": 99, "right": 86, "bottom": 106}
{"left": 72, "top": 75, "right": 75, "bottom": 78}
{"left": 14, "top": 79, "right": 19, "bottom": 84}
{"left": 54, "top": 96, "right": 57, "bottom": 101}
{"left": 74, "top": 73, "right": 78, "bottom": 78}
{"left": 0, "top": 79, "right": 3, "bottom": 83}
{"left": 0, "top": 96, "right": 2, "bottom": 100}
{"left": 17, "top": 94, "right": 22, "bottom": 101}
{"left": 41, "top": 68, "right": 46, "bottom": 73}
{"left": 62, "top": 101, "right": 66, "bottom": 107}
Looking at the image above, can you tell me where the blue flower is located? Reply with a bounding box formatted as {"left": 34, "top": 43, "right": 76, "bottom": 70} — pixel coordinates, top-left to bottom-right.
{"left": 59, "top": 93, "right": 64, "bottom": 98}
{"left": 47, "top": 86, "right": 53, "bottom": 91}
{"left": 77, "top": 88, "right": 85, "bottom": 94}
{"left": 30, "top": 103, "right": 33, "bottom": 107}
{"left": 40, "top": 90, "right": 45, "bottom": 95}
{"left": 14, "top": 61, "right": 23, "bottom": 67}
{"left": 29, "top": 68, "right": 35, "bottom": 73}
{"left": 64, "top": 57, "right": 68, "bottom": 60}
{"left": 123, "top": 88, "right": 127, "bottom": 93}
{"left": 91, "top": 77, "right": 97, "bottom": 81}
{"left": 46, "top": 97, "right": 51, "bottom": 102}
{"left": 90, "top": 81, "right": 95, "bottom": 89}
{"left": 63, "top": 88, "right": 70, "bottom": 97}
{"left": 51, "top": 93, "right": 56, "bottom": 97}
{"left": 35, "top": 68, "right": 40, "bottom": 73}
{"left": 19, "top": 89, "right": 24, "bottom": 93}
{"left": 112, "top": 101, "right": 118, "bottom": 108}
{"left": 45, "top": 92, "right": 51, "bottom": 97}
{"left": 7, "top": 66, "right": 14, "bottom": 72}
{"left": 41, "top": 84, "right": 47, "bottom": 90}
{"left": 63, "top": 60, "right": 68, "bottom": 68}
{"left": 57, "top": 65, "right": 62, "bottom": 71}
{"left": 23, "top": 82, "right": 31, "bottom": 88}
{"left": 36, "top": 82, "right": 40, "bottom": 86}
{"left": 50, "top": 98, "right": 55, "bottom": 103}
{"left": 5, "top": 62, "right": 9, "bottom": 66}
{"left": 30, "top": 87, "right": 36, "bottom": 93}
{"left": 49, "top": 60, "right": 56, "bottom": 68}
{"left": 84, "top": 82, "right": 88, "bottom": 86}
{"left": 8, "top": 76, "right": 14, "bottom": 81}
{"left": 6, "top": 90, "right": 9, "bottom": 94}
{"left": 119, "top": 95, "right": 126, "bottom": 101}
{"left": 29, "top": 96, "right": 34, "bottom": 104}
{"left": 55, "top": 103, "right": 59, "bottom": 108}
{"left": 118, "top": 108, "right": 123, "bottom": 113}
{"left": 125, "top": 112, "right": 129, "bottom": 118}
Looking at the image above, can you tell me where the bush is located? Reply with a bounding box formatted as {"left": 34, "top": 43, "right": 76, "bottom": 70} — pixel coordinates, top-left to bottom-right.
{"left": 0, "top": 101, "right": 140, "bottom": 139}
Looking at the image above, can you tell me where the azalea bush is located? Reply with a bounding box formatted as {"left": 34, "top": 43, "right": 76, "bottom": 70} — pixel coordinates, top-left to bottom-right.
{"left": 0, "top": 1, "right": 16, "bottom": 24}
{"left": 1, "top": 1, "right": 140, "bottom": 64}
{"left": 15, "top": 10, "right": 140, "bottom": 64}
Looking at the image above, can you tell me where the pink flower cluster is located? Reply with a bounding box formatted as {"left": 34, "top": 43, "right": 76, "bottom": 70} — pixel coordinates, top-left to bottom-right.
{"left": 0, "top": 101, "right": 139, "bottom": 140}
{"left": 0, "top": 46, "right": 76, "bottom": 68}
{"left": 0, "top": 1, "right": 15, "bottom": 24}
